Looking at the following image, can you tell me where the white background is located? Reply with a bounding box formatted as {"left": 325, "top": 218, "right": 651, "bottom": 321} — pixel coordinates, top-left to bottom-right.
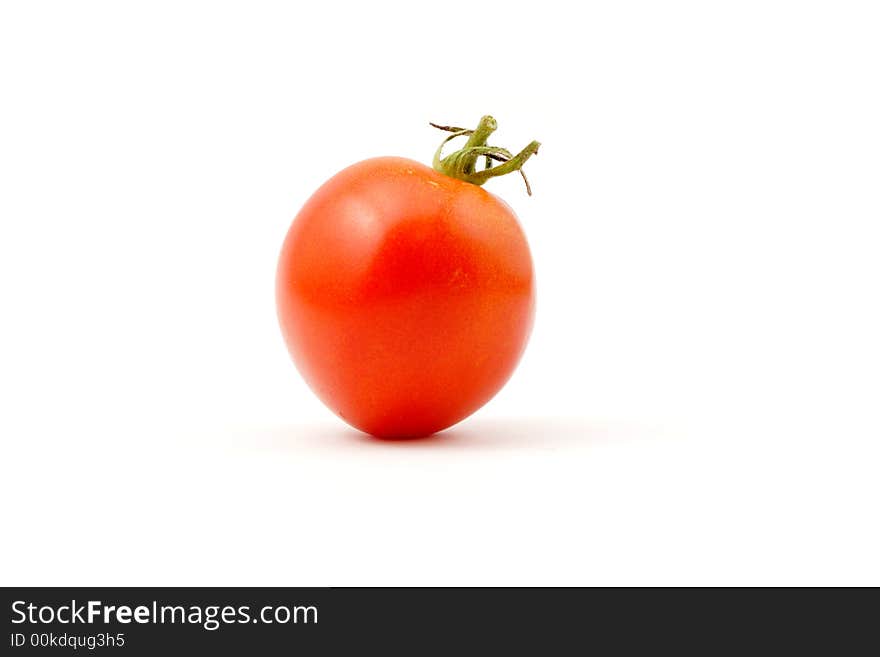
{"left": 1, "top": 1, "right": 878, "bottom": 586}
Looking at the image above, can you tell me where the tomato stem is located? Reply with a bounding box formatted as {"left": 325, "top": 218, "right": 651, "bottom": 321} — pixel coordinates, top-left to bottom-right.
{"left": 430, "top": 115, "right": 540, "bottom": 195}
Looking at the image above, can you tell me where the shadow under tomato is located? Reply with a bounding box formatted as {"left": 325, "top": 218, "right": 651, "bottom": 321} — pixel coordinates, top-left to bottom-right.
{"left": 235, "top": 416, "right": 658, "bottom": 452}
{"left": 411, "top": 417, "right": 616, "bottom": 450}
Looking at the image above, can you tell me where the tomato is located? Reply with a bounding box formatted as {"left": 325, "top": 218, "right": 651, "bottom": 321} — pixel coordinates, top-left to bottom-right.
{"left": 276, "top": 117, "right": 538, "bottom": 438}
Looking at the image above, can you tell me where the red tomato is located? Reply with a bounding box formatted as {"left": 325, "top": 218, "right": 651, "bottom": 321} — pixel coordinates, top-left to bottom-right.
{"left": 277, "top": 125, "right": 537, "bottom": 438}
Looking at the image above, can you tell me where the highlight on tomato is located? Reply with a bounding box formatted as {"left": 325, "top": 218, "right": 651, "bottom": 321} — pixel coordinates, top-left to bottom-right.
{"left": 276, "top": 115, "right": 540, "bottom": 438}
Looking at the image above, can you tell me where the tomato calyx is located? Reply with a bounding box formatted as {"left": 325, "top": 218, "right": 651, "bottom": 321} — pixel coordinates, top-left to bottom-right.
{"left": 430, "top": 115, "right": 541, "bottom": 195}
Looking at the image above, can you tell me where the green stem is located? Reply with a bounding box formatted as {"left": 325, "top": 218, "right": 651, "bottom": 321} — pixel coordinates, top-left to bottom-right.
{"left": 431, "top": 115, "right": 540, "bottom": 195}
{"left": 459, "top": 115, "right": 497, "bottom": 176}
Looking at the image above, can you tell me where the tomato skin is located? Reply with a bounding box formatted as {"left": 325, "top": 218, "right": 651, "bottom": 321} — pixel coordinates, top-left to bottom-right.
{"left": 276, "top": 156, "right": 535, "bottom": 438}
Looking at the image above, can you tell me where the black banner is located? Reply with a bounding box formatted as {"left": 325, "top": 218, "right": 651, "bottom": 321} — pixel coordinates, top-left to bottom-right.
{"left": 1, "top": 587, "right": 874, "bottom": 654}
